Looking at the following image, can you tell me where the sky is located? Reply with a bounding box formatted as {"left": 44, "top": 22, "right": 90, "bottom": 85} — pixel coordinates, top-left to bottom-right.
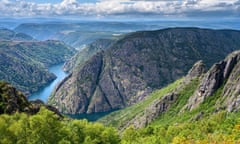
{"left": 0, "top": 0, "right": 239, "bottom": 19}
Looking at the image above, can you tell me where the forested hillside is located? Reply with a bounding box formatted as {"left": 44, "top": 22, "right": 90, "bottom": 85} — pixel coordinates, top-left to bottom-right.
{"left": 0, "top": 29, "right": 76, "bottom": 95}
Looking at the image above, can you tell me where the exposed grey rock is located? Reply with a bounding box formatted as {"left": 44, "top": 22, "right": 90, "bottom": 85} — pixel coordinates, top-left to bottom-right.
{"left": 130, "top": 60, "right": 205, "bottom": 128}
{"left": 222, "top": 52, "right": 240, "bottom": 112}
{"left": 185, "top": 51, "right": 240, "bottom": 111}
{"left": 49, "top": 28, "right": 240, "bottom": 114}
{"left": 99, "top": 50, "right": 240, "bottom": 129}
{"left": 133, "top": 93, "right": 178, "bottom": 128}
{"left": 184, "top": 60, "right": 205, "bottom": 84}
{"left": 63, "top": 39, "right": 115, "bottom": 72}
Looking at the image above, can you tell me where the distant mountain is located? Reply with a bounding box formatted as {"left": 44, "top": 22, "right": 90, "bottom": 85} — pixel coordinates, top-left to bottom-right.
{"left": 0, "top": 28, "right": 34, "bottom": 41}
{"left": 14, "top": 22, "right": 148, "bottom": 39}
{"left": 14, "top": 22, "right": 156, "bottom": 49}
{"left": 49, "top": 28, "right": 240, "bottom": 114}
{"left": 0, "top": 39, "right": 76, "bottom": 95}
{"left": 50, "top": 31, "right": 122, "bottom": 50}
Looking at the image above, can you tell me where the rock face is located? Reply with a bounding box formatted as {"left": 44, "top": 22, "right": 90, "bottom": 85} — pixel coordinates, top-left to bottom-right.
{"left": 185, "top": 51, "right": 240, "bottom": 111}
{"left": 49, "top": 28, "right": 240, "bottom": 114}
{"left": 131, "top": 61, "right": 205, "bottom": 128}
{"left": 117, "top": 51, "right": 240, "bottom": 128}
{"left": 183, "top": 60, "right": 205, "bottom": 84}
{"left": 63, "top": 39, "right": 115, "bottom": 72}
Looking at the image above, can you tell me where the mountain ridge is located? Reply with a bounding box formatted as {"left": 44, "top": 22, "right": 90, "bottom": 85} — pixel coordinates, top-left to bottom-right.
{"left": 49, "top": 27, "right": 240, "bottom": 114}
{"left": 0, "top": 28, "right": 34, "bottom": 41}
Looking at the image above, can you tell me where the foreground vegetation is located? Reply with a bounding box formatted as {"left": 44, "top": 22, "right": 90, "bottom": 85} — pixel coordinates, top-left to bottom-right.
{"left": 1, "top": 78, "right": 240, "bottom": 143}
{"left": 1, "top": 107, "right": 240, "bottom": 144}
{"left": 122, "top": 111, "right": 240, "bottom": 144}
{"left": 0, "top": 108, "right": 120, "bottom": 144}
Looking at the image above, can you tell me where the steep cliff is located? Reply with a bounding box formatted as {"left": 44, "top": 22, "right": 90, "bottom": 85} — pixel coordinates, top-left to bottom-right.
{"left": 99, "top": 51, "right": 240, "bottom": 129}
{"left": 184, "top": 51, "right": 240, "bottom": 111}
{"left": 49, "top": 28, "right": 240, "bottom": 114}
{"left": 63, "top": 39, "right": 115, "bottom": 72}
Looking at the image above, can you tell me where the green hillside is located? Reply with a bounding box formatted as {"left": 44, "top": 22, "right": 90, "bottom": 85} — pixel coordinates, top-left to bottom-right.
{"left": 0, "top": 28, "right": 33, "bottom": 41}
{"left": 0, "top": 40, "right": 76, "bottom": 95}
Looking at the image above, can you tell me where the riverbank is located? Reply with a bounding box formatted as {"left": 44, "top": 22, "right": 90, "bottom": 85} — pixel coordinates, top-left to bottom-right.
{"left": 28, "top": 63, "right": 67, "bottom": 103}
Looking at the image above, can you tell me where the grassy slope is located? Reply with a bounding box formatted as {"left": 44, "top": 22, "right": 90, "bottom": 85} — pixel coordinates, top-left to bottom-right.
{"left": 105, "top": 77, "right": 240, "bottom": 143}
{"left": 98, "top": 78, "right": 183, "bottom": 128}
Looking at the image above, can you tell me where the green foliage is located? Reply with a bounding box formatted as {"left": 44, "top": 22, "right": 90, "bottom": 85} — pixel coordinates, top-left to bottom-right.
{"left": 1, "top": 77, "right": 240, "bottom": 143}
{"left": 119, "top": 78, "right": 240, "bottom": 143}
{"left": 0, "top": 107, "right": 120, "bottom": 144}
{"left": 0, "top": 40, "right": 75, "bottom": 94}
{"left": 151, "top": 78, "right": 200, "bottom": 126}
{"left": 120, "top": 111, "right": 240, "bottom": 144}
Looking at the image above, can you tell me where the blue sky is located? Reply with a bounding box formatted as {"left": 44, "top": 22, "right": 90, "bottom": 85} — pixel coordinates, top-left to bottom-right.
{"left": 0, "top": 0, "right": 239, "bottom": 19}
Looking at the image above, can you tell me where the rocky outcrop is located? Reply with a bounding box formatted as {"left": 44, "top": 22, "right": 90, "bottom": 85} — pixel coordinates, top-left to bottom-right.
{"left": 183, "top": 60, "right": 205, "bottom": 84}
{"left": 49, "top": 28, "right": 240, "bottom": 114}
{"left": 0, "top": 81, "right": 62, "bottom": 117}
{"left": 130, "top": 60, "right": 205, "bottom": 128}
{"left": 221, "top": 52, "right": 240, "bottom": 112}
{"left": 185, "top": 51, "right": 240, "bottom": 111}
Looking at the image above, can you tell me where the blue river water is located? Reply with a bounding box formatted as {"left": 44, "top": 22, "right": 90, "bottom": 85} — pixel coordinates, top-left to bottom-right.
{"left": 27, "top": 63, "right": 113, "bottom": 121}
{"left": 28, "top": 63, "right": 67, "bottom": 103}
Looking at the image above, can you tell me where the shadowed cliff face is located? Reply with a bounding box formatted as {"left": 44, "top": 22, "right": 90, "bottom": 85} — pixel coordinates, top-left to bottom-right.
{"left": 63, "top": 39, "right": 115, "bottom": 73}
{"left": 49, "top": 28, "right": 240, "bottom": 114}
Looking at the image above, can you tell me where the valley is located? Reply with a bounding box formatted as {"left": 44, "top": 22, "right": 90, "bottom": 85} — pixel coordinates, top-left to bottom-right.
{"left": 1, "top": 17, "right": 240, "bottom": 143}
{"left": 0, "top": 29, "right": 76, "bottom": 96}
{"left": 28, "top": 63, "right": 67, "bottom": 103}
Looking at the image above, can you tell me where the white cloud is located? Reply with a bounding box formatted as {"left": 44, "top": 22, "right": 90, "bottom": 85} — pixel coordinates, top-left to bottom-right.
{"left": 0, "top": 0, "right": 239, "bottom": 18}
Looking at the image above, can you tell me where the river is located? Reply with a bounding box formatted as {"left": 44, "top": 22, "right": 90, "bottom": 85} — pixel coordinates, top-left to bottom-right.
{"left": 28, "top": 63, "right": 67, "bottom": 103}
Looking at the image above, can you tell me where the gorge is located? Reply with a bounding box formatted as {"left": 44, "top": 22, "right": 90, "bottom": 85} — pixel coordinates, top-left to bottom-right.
{"left": 28, "top": 63, "right": 67, "bottom": 103}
